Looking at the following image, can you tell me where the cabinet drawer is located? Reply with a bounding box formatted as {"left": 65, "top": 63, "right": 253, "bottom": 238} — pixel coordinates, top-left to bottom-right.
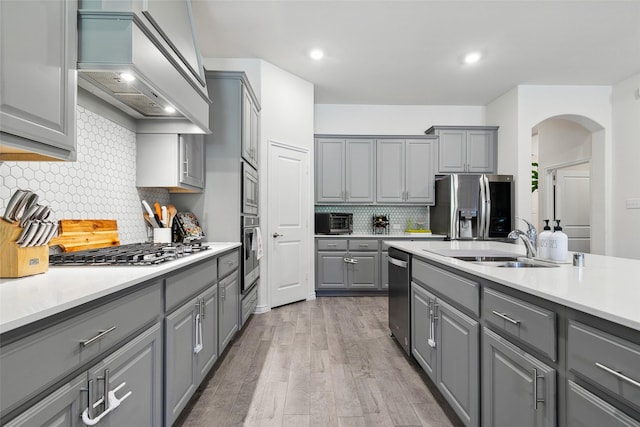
{"left": 412, "top": 258, "right": 479, "bottom": 316}
{"left": 166, "top": 260, "right": 217, "bottom": 311}
{"left": 568, "top": 321, "right": 640, "bottom": 410}
{"left": 242, "top": 285, "right": 258, "bottom": 326}
{"left": 567, "top": 381, "right": 640, "bottom": 427}
{"left": 218, "top": 250, "right": 239, "bottom": 278}
{"left": 0, "top": 282, "right": 162, "bottom": 415}
{"left": 317, "top": 239, "right": 348, "bottom": 251}
{"left": 348, "top": 239, "right": 378, "bottom": 251}
{"left": 484, "top": 288, "right": 556, "bottom": 361}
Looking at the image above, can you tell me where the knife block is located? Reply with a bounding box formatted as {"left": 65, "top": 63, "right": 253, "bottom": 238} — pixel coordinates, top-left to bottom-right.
{"left": 0, "top": 221, "right": 49, "bottom": 278}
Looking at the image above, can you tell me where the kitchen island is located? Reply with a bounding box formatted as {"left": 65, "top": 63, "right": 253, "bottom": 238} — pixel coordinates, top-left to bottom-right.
{"left": 0, "top": 242, "right": 241, "bottom": 426}
{"left": 386, "top": 240, "right": 640, "bottom": 427}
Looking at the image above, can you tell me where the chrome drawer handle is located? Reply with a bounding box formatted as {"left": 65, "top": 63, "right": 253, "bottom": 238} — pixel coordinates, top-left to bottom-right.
{"left": 596, "top": 362, "right": 640, "bottom": 388}
{"left": 532, "top": 368, "right": 544, "bottom": 409}
{"left": 81, "top": 326, "right": 116, "bottom": 348}
{"left": 492, "top": 311, "right": 521, "bottom": 325}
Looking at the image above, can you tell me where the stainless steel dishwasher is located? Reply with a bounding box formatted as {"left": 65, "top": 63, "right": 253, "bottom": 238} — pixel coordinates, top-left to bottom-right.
{"left": 388, "top": 247, "right": 410, "bottom": 355}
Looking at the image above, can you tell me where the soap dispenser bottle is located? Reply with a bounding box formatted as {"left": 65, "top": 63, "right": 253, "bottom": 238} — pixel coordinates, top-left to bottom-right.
{"left": 538, "top": 220, "right": 553, "bottom": 259}
{"left": 550, "top": 220, "right": 568, "bottom": 261}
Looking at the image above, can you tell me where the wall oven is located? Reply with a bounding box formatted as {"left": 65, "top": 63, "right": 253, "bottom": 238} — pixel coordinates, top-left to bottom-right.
{"left": 242, "top": 162, "right": 259, "bottom": 216}
{"left": 242, "top": 216, "right": 260, "bottom": 293}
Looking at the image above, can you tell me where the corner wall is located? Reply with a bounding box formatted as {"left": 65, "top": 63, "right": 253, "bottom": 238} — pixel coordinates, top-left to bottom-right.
{"left": 612, "top": 73, "right": 640, "bottom": 259}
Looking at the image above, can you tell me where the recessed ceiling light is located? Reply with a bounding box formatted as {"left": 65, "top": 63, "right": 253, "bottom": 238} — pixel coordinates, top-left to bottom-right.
{"left": 164, "top": 106, "right": 176, "bottom": 114}
{"left": 120, "top": 72, "right": 135, "bottom": 82}
{"left": 463, "top": 52, "right": 482, "bottom": 64}
{"left": 309, "top": 49, "right": 324, "bottom": 60}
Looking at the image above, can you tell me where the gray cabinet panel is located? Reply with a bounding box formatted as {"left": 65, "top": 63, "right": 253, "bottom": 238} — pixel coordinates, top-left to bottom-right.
{"left": 218, "top": 271, "right": 239, "bottom": 354}
{"left": 348, "top": 239, "right": 379, "bottom": 251}
{"left": 568, "top": 321, "right": 640, "bottom": 409}
{"left": 317, "top": 239, "right": 348, "bottom": 251}
{"left": 0, "top": 0, "right": 77, "bottom": 161}
{"left": 483, "top": 328, "right": 556, "bottom": 427}
{"left": 0, "top": 283, "right": 162, "bottom": 415}
{"left": 412, "top": 258, "right": 479, "bottom": 316}
{"left": 241, "top": 87, "right": 259, "bottom": 168}
{"left": 436, "top": 299, "right": 479, "bottom": 427}
{"left": 467, "top": 130, "right": 496, "bottom": 173}
{"left": 4, "top": 374, "right": 84, "bottom": 427}
{"left": 90, "top": 323, "right": 163, "bottom": 427}
{"left": 165, "top": 261, "right": 217, "bottom": 312}
{"left": 427, "top": 126, "right": 498, "bottom": 174}
{"left": 345, "top": 139, "right": 375, "bottom": 203}
{"left": 437, "top": 130, "right": 467, "bottom": 173}
{"left": 484, "top": 288, "right": 556, "bottom": 361}
{"left": 411, "top": 282, "right": 437, "bottom": 380}
{"left": 405, "top": 139, "right": 435, "bottom": 204}
{"left": 348, "top": 252, "right": 379, "bottom": 289}
{"left": 316, "top": 138, "right": 345, "bottom": 203}
{"left": 197, "top": 285, "right": 218, "bottom": 381}
{"left": 218, "top": 250, "right": 239, "bottom": 279}
{"left": 567, "top": 380, "right": 640, "bottom": 427}
{"left": 165, "top": 297, "right": 199, "bottom": 426}
{"left": 381, "top": 251, "right": 389, "bottom": 290}
{"left": 180, "top": 134, "right": 205, "bottom": 189}
{"left": 376, "top": 139, "right": 405, "bottom": 203}
{"left": 316, "top": 252, "right": 348, "bottom": 289}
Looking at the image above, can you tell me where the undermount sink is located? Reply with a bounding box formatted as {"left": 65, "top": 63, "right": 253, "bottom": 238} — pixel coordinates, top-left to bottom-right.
{"left": 452, "top": 256, "right": 559, "bottom": 268}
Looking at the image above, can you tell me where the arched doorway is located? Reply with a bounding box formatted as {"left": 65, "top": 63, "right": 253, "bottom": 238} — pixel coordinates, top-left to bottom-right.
{"left": 531, "top": 115, "right": 604, "bottom": 254}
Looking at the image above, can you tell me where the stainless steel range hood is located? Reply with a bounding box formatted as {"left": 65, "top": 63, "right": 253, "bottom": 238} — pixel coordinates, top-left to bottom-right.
{"left": 77, "top": 4, "right": 211, "bottom": 134}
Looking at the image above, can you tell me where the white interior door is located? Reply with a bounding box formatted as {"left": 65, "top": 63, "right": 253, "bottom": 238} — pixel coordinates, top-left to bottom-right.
{"left": 268, "top": 142, "right": 310, "bottom": 308}
{"left": 555, "top": 168, "right": 591, "bottom": 253}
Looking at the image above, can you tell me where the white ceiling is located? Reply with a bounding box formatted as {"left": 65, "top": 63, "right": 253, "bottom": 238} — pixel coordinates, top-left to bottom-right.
{"left": 191, "top": 0, "right": 640, "bottom": 106}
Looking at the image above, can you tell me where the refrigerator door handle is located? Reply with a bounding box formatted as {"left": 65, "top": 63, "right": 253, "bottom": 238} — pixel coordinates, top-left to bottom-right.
{"left": 483, "top": 175, "right": 491, "bottom": 238}
{"left": 451, "top": 174, "right": 459, "bottom": 239}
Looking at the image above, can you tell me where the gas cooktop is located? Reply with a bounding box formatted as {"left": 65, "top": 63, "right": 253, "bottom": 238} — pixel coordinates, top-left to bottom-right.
{"left": 49, "top": 242, "right": 209, "bottom": 266}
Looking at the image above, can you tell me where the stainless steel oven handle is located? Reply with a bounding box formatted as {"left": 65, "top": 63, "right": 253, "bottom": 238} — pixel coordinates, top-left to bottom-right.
{"left": 389, "top": 257, "right": 408, "bottom": 269}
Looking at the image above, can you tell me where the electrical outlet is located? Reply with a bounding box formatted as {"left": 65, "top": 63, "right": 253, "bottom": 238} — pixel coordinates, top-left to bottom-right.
{"left": 625, "top": 198, "right": 640, "bottom": 209}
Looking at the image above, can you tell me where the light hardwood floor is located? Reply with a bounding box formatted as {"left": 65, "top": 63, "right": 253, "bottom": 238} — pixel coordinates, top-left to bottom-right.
{"left": 175, "top": 296, "right": 459, "bottom": 427}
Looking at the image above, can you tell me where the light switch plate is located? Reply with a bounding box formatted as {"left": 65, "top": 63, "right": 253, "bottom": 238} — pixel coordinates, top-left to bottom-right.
{"left": 625, "top": 198, "right": 640, "bottom": 209}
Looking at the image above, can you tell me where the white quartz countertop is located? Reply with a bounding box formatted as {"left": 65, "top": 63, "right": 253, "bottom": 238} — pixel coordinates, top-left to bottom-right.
{"left": 316, "top": 233, "right": 446, "bottom": 239}
{"left": 0, "top": 242, "right": 240, "bottom": 334}
{"left": 385, "top": 240, "right": 640, "bottom": 331}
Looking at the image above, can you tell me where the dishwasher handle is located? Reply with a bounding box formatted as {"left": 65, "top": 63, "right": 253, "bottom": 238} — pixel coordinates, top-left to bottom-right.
{"left": 389, "top": 257, "right": 408, "bottom": 269}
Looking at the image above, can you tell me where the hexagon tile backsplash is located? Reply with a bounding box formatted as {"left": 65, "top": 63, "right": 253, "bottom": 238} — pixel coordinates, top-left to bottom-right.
{"left": 0, "top": 105, "right": 169, "bottom": 244}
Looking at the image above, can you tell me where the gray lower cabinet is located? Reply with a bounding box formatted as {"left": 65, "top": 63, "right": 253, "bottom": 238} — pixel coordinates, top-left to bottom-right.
{"left": 315, "top": 239, "right": 380, "bottom": 291}
{"left": 410, "top": 279, "right": 479, "bottom": 427}
{"left": 219, "top": 271, "right": 239, "bottom": 354}
{"left": 6, "top": 323, "right": 162, "bottom": 427}
{"left": 381, "top": 251, "right": 389, "bottom": 290}
{"left": 483, "top": 327, "right": 556, "bottom": 427}
{"left": 567, "top": 381, "right": 640, "bottom": 427}
{"left": 0, "top": 0, "right": 77, "bottom": 161}
{"left": 165, "top": 284, "right": 218, "bottom": 427}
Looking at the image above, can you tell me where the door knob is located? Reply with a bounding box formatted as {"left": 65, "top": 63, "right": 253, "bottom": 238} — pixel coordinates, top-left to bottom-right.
{"left": 273, "top": 233, "right": 283, "bottom": 238}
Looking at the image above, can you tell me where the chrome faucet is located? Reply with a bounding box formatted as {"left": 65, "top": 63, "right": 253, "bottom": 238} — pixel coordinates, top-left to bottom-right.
{"left": 508, "top": 218, "right": 538, "bottom": 258}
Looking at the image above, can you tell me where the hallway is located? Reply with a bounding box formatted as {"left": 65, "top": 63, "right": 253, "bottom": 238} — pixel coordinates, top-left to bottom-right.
{"left": 176, "top": 296, "right": 457, "bottom": 427}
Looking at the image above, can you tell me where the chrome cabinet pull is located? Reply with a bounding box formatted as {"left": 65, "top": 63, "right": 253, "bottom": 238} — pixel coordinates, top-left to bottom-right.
{"left": 428, "top": 299, "right": 437, "bottom": 348}
{"left": 596, "top": 362, "right": 640, "bottom": 388}
{"left": 492, "top": 311, "right": 521, "bottom": 325}
{"left": 81, "top": 326, "right": 116, "bottom": 348}
{"left": 532, "top": 368, "right": 544, "bottom": 409}
{"left": 183, "top": 159, "right": 189, "bottom": 176}
{"left": 343, "top": 257, "right": 358, "bottom": 264}
{"left": 82, "top": 379, "right": 96, "bottom": 420}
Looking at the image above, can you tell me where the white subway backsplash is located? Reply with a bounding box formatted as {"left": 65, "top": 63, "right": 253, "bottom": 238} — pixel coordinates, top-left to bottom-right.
{"left": 0, "top": 106, "right": 169, "bottom": 244}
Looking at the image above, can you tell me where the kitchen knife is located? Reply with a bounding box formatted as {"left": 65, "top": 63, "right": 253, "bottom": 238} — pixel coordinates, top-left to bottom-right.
{"left": 27, "top": 222, "right": 49, "bottom": 247}
{"left": 19, "top": 221, "right": 40, "bottom": 247}
{"left": 161, "top": 206, "right": 167, "bottom": 227}
{"left": 33, "top": 222, "right": 53, "bottom": 246}
{"left": 16, "top": 221, "right": 35, "bottom": 245}
{"left": 3, "top": 189, "right": 28, "bottom": 223}
{"left": 19, "top": 203, "right": 41, "bottom": 228}
{"left": 141, "top": 200, "right": 159, "bottom": 227}
{"left": 43, "top": 221, "right": 59, "bottom": 245}
{"left": 13, "top": 191, "right": 36, "bottom": 223}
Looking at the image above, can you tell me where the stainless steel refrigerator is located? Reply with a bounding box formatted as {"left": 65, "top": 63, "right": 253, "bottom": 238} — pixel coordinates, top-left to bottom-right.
{"left": 431, "top": 174, "right": 515, "bottom": 240}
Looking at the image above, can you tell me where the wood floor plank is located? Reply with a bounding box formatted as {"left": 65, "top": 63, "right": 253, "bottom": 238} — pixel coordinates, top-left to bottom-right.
{"left": 175, "top": 297, "right": 460, "bottom": 427}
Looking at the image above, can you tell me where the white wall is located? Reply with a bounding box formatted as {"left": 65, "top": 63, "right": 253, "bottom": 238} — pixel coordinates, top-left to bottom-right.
{"left": 315, "top": 104, "right": 485, "bottom": 135}
{"left": 487, "top": 85, "right": 612, "bottom": 255}
{"left": 612, "top": 73, "right": 640, "bottom": 259}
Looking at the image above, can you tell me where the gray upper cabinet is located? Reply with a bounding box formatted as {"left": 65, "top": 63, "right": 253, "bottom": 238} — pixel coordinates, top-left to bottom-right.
{"left": 483, "top": 327, "right": 556, "bottom": 427}
{"left": 0, "top": 0, "right": 77, "bottom": 161}
{"left": 137, "top": 133, "right": 205, "bottom": 192}
{"left": 316, "top": 138, "right": 375, "bottom": 204}
{"left": 242, "top": 87, "right": 260, "bottom": 169}
{"left": 426, "top": 126, "right": 498, "bottom": 174}
{"left": 376, "top": 139, "right": 435, "bottom": 205}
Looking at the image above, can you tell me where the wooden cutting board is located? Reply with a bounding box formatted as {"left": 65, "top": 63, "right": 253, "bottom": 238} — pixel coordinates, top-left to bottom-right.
{"left": 49, "top": 219, "right": 120, "bottom": 252}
